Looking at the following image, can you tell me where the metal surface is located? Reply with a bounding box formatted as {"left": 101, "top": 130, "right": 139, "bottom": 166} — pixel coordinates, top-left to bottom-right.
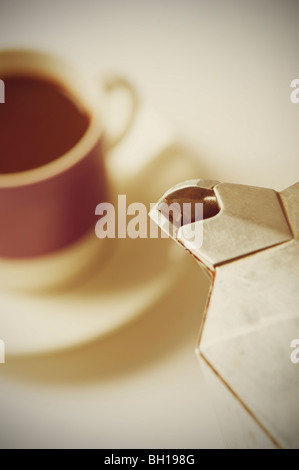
{"left": 150, "top": 180, "right": 299, "bottom": 449}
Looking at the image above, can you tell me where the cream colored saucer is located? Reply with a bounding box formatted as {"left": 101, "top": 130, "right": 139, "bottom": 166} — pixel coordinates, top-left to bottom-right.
{"left": 0, "top": 106, "right": 200, "bottom": 356}
{"left": 0, "top": 242, "right": 189, "bottom": 356}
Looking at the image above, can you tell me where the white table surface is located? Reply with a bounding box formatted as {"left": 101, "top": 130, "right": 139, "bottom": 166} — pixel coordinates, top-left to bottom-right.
{"left": 0, "top": 0, "right": 298, "bottom": 449}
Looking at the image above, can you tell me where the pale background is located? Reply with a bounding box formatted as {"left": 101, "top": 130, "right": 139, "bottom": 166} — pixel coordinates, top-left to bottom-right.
{"left": 0, "top": 0, "right": 298, "bottom": 448}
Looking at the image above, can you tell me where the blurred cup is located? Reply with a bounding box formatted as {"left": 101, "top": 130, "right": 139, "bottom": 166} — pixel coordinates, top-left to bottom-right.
{"left": 0, "top": 49, "right": 137, "bottom": 290}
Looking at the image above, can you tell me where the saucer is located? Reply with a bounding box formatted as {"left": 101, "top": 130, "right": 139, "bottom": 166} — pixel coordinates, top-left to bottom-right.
{"left": 0, "top": 106, "right": 200, "bottom": 356}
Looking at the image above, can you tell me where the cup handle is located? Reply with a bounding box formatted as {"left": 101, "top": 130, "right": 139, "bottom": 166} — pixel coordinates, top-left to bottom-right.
{"left": 102, "top": 75, "right": 138, "bottom": 151}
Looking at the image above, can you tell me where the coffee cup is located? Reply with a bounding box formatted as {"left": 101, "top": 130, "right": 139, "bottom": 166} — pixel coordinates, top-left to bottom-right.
{"left": 0, "top": 48, "right": 137, "bottom": 290}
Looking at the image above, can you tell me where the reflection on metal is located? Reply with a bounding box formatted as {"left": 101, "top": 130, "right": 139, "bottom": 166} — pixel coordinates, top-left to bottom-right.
{"left": 150, "top": 179, "right": 299, "bottom": 449}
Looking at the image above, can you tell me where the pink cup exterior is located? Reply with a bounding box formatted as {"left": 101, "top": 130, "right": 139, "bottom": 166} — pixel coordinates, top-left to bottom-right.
{"left": 0, "top": 139, "right": 107, "bottom": 259}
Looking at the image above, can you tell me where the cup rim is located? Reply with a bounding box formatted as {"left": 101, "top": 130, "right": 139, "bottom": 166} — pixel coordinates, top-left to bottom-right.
{"left": 0, "top": 48, "right": 103, "bottom": 188}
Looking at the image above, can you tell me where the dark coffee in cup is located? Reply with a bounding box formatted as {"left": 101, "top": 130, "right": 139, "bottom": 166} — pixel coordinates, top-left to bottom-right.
{"left": 0, "top": 48, "right": 136, "bottom": 290}
{"left": 0, "top": 75, "right": 90, "bottom": 174}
